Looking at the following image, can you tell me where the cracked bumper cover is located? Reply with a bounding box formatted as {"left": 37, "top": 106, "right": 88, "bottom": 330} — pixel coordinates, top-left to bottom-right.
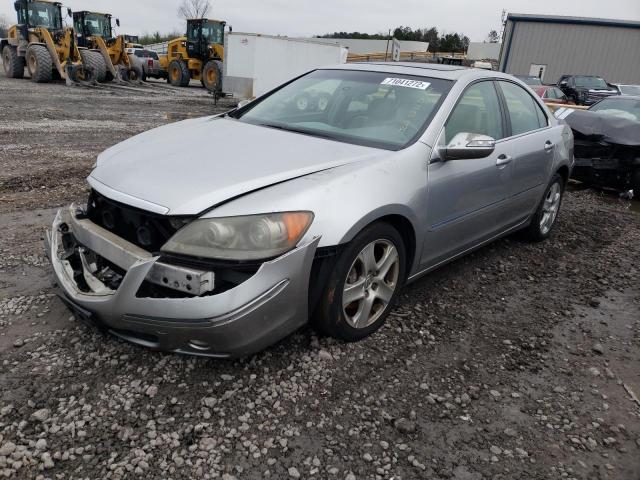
{"left": 45, "top": 206, "right": 320, "bottom": 358}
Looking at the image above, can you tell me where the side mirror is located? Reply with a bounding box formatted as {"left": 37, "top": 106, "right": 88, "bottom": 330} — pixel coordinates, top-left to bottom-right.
{"left": 441, "top": 133, "right": 496, "bottom": 160}
{"left": 228, "top": 25, "right": 233, "bottom": 33}
{"left": 14, "top": 1, "right": 20, "bottom": 12}
{"left": 67, "top": 8, "right": 72, "bottom": 17}
{"left": 116, "top": 18, "right": 120, "bottom": 27}
{"left": 559, "top": 81, "right": 567, "bottom": 87}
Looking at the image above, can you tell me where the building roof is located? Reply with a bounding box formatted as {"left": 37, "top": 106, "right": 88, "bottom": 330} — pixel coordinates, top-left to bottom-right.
{"left": 507, "top": 13, "right": 640, "bottom": 30}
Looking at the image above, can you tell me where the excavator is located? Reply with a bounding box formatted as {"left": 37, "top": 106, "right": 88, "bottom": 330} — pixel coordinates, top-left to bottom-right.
{"left": 1, "top": 0, "right": 96, "bottom": 84}
{"left": 73, "top": 10, "right": 142, "bottom": 83}
{"left": 159, "top": 18, "right": 227, "bottom": 93}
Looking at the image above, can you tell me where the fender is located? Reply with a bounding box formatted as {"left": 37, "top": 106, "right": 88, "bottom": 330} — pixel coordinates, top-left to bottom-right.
{"left": 339, "top": 204, "right": 419, "bottom": 245}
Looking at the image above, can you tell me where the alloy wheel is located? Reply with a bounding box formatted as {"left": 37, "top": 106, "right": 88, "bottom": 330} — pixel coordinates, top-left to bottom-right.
{"left": 342, "top": 239, "right": 400, "bottom": 329}
{"left": 540, "top": 182, "right": 561, "bottom": 235}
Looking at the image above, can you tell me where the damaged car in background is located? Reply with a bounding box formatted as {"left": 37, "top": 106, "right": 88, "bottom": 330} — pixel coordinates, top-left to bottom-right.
{"left": 46, "top": 64, "right": 573, "bottom": 358}
{"left": 555, "top": 96, "right": 640, "bottom": 194}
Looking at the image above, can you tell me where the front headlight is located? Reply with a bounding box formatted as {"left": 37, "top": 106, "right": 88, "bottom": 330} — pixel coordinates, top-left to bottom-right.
{"left": 161, "top": 212, "right": 314, "bottom": 261}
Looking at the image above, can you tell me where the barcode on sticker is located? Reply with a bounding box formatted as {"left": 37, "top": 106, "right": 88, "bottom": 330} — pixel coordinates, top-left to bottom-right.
{"left": 381, "top": 78, "right": 431, "bottom": 90}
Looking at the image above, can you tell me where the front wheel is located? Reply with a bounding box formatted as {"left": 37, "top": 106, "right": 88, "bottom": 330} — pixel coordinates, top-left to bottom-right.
{"left": 202, "top": 59, "right": 222, "bottom": 92}
{"left": 26, "top": 45, "right": 52, "bottom": 83}
{"left": 314, "top": 222, "right": 406, "bottom": 341}
{"left": 521, "top": 173, "right": 565, "bottom": 242}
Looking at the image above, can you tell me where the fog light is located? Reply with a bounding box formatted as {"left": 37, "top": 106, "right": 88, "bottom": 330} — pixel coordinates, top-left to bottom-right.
{"left": 188, "top": 340, "right": 211, "bottom": 351}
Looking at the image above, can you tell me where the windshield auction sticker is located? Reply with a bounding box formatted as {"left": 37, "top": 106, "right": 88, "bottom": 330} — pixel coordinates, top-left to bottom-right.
{"left": 381, "top": 78, "right": 431, "bottom": 90}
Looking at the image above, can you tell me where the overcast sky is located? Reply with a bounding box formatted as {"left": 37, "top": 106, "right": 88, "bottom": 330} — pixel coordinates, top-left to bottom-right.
{"left": 1, "top": 0, "right": 639, "bottom": 41}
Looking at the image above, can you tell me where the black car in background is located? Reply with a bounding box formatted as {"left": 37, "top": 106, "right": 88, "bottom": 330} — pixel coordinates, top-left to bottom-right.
{"left": 557, "top": 75, "right": 619, "bottom": 106}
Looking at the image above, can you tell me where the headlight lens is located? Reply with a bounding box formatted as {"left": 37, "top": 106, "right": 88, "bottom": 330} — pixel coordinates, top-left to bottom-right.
{"left": 161, "top": 212, "right": 314, "bottom": 261}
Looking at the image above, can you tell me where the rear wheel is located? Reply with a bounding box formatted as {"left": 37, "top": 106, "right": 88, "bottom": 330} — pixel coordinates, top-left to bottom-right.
{"left": 126, "top": 65, "right": 143, "bottom": 82}
{"left": 168, "top": 60, "right": 190, "bottom": 87}
{"left": 26, "top": 45, "right": 53, "bottom": 83}
{"left": 314, "top": 222, "right": 406, "bottom": 341}
{"left": 2, "top": 45, "right": 25, "bottom": 78}
{"left": 202, "top": 59, "right": 223, "bottom": 92}
{"left": 521, "top": 173, "right": 565, "bottom": 242}
{"left": 79, "top": 50, "right": 107, "bottom": 83}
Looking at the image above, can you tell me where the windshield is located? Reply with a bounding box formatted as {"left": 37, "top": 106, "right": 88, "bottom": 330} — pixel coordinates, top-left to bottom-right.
{"left": 619, "top": 85, "right": 640, "bottom": 96}
{"left": 187, "top": 21, "right": 224, "bottom": 44}
{"left": 233, "top": 69, "right": 453, "bottom": 150}
{"left": 590, "top": 98, "right": 640, "bottom": 122}
{"left": 76, "top": 13, "right": 112, "bottom": 37}
{"left": 575, "top": 76, "right": 609, "bottom": 89}
{"left": 23, "top": 2, "right": 62, "bottom": 30}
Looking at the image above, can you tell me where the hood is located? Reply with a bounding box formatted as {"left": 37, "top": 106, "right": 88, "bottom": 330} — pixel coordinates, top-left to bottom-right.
{"left": 90, "top": 116, "right": 386, "bottom": 215}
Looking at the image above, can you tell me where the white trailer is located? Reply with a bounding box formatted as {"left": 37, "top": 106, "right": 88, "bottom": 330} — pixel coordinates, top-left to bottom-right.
{"left": 223, "top": 33, "right": 348, "bottom": 100}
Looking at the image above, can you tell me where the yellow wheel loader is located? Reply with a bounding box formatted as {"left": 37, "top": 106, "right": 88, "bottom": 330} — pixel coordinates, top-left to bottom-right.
{"left": 73, "top": 11, "right": 142, "bottom": 83}
{"left": 1, "top": 0, "right": 95, "bottom": 85}
{"left": 159, "top": 18, "right": 227, "bottom": 93}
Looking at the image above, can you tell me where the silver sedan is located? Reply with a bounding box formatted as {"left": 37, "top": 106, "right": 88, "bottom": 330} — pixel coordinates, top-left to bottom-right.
{"left": 46, "top": 63, "right": 574, "bottom": 357}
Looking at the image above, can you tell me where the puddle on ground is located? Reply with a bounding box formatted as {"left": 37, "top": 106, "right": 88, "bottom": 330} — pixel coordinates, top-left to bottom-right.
{"left": 163, "top": 112, "right": 203, "bottom": 121}
{"left": 568, "top": 183, "right": 640, "bottom": 215}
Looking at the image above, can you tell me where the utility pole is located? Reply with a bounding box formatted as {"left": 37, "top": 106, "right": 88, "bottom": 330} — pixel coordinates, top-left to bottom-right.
{"left": 385, "top": 29, "right": 391, "bottom": 62}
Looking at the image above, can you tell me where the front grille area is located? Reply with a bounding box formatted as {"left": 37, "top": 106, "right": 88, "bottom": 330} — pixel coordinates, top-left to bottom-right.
{"left": 86, "top": 190, "right": 193, "bottom": 253}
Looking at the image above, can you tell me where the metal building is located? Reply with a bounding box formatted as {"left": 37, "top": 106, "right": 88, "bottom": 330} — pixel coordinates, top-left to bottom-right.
{"left": 499, "top": 14, "right": 640, "bottom": 84}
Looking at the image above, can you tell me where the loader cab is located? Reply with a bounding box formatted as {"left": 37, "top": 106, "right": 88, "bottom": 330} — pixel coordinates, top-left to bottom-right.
{"left": 15, "top": 0, "right": 63, "bottom": 31}
{"left": 73, "top": 11, "right": 113, "bottom": 40}
{"left": 185, "top": 18, "right": 225, "bottom": 60}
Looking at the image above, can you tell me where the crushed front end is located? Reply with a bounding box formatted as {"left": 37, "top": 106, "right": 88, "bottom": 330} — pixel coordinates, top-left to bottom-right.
{"left": 45, "top": 195, "right": 319, "bottom": 358}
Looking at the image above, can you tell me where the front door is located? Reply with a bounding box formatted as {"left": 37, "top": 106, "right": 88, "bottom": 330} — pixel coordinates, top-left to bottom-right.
{"left": 497, "top": 80, "right": 556, "bottom": 218}
{"left": 421, "top": 80, "right": 516, "bottom": 269}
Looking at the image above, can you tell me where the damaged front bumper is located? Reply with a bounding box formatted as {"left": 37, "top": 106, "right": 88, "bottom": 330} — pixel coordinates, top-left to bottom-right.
{"left": 45, "top": 205, "right": 320, "bottom": 358}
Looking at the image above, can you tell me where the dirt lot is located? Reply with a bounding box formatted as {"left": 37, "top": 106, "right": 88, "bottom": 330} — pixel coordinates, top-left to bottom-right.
{"left": 0, "top": 74, "right": 639, "bottom": 480}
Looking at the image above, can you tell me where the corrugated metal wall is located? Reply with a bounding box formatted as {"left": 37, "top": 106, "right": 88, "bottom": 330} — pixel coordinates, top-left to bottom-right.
{"left": 500, "top": 20, "right": 640, "bottom": 84}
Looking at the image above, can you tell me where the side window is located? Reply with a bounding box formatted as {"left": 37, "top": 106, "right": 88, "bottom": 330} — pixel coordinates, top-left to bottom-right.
{"left": 445, "top": 81, "right": 504, "bottom": 143}
{"left": 499, "top": 81, "right": 546, "bottom": 135}
{"left": 545, "top": 88, "right": 555, "bottom": 100}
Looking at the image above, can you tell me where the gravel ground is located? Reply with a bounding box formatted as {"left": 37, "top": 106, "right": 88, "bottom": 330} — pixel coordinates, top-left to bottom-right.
{"left": 1, "top": 74, "right": 639, "bottom": 480}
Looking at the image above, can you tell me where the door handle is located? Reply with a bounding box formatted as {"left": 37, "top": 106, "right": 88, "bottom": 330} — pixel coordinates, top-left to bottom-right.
{"left": 544, "top": 141, "right": 555, "bottom": 152}
{"left": 496, "top": 154, "right": 512, "bottom": 166}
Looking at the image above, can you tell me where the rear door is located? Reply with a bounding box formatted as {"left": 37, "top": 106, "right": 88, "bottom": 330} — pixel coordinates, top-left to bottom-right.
{"left": 422, "top": 80, "right": 515, "bottom": 268}
{"left": 496, "top": 80, "right": 556, "bottom": 219}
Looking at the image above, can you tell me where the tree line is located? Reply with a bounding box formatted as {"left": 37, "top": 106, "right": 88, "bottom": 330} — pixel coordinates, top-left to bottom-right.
{"left": 318, "top": 26, "right": 501, "bottom": 52}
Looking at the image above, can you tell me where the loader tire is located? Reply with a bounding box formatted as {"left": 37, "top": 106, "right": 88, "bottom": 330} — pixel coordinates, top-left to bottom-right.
{"left": 168, "top": 60, "right": 189, "bottom": 87}
{"left": 80, "top": 50, "right": 107, "bottom": 83}
{"left": 68, "top": 64, "right": 96, "bottom": 84}
{"left": 26, "top": 45, "right": 53, "bottom": 83}
{"left": 202, "top": 60, "right": 223, "bottom": 92}
{"left": 2, "top": 45, "right": 25, "bottom": 78}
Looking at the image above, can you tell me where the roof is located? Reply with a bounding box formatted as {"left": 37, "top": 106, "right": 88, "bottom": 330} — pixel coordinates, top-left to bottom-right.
{"left": 507, "top": 13, "right": 640, "bottom": 30}
{"left": 329, "top": 62, "right": 513, "bottom": 82}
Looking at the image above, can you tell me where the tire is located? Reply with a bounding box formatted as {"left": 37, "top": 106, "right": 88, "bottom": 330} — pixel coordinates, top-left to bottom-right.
{"left": 104, "top": 70, "right": 114, "bottom": 82}
{"left": 68, "top": 64, "right": 96, "bottom": 83}
{"left": 79, "top": 50, "right": 107, "bottom": 83}
{"left": 168, "top": 60, "right": 189, "bottom": 87}
{"left": 202, "top": 59, "right": 223, "bottom": 92}
{"left": 2, "top": 45, "right": 25, "bottom": 78}
{"left": 26, "top": 45, "right": 53, "bottom": 83}
{"left": 314, "top": 222, "right": 407, "bottom": 342}
{"left": 127, "top": 65, "right": 143, "bottom": 82}
{"left": 521, "top": 173, "right": 565, "bottom": 242}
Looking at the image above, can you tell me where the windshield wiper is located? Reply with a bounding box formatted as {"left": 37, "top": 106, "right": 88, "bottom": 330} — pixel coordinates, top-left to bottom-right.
{"left": 255, "top": 122, "right": 336, "bottom": 140}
